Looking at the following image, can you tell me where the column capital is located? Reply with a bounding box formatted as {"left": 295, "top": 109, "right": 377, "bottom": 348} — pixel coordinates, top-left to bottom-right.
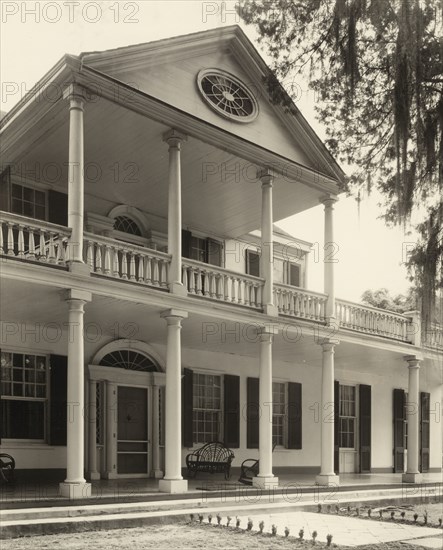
{"left": 63, "top": 289, "right": 92, "bottom": 303}
{"left": 161, "top": 308, "right": 188, "bottom": 321}
{"left": 320, "top": 194, "right": 338, "bottom": 207}
{"left": 257, "top": 324, "right": 279, "bottom": 336}
{"left": 404, "top": 354, "right": 422, "bottom": 368}
{"left": 318, "top": 337, "right": 340, "bottom": 350}
{"left": 163, "top": 129, "right": 188, "bottom": 147}
{"left": 257, "top": 167, "right": 276, "bottom": 185}
{"left": 63, "top": 83, "right": 87, "bottom": 103}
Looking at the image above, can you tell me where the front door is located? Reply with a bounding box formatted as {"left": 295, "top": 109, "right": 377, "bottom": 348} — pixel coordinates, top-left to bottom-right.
{"left": 117, "top": 386, "right": 148, "bottom": 475}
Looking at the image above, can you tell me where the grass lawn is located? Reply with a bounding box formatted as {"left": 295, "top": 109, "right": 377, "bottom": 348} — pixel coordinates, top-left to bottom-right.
{"left": 3, "top": 503, "right": 442, "bottom": 549}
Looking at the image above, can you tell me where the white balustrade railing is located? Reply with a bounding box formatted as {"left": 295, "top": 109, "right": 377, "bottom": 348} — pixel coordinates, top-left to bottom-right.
{"left": 84, "top": 232, "right": 170, "bottom": 288}
{"left": 182, "top": 259, "right": 264, "bottom": 308}
{"left": 336, "top": 299, "right": 410, "bottom": 342}
{"left": 274, "top": 284, "right": 327, "bottom": 322}
{"left": 422, "top": 323, "right": 443, "bottom": 350}
{"left": 0, "top": 212, "right": 70, "bottom": 265}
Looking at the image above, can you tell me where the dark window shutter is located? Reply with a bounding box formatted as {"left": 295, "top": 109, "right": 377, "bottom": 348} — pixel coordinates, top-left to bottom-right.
{"left": 246, "top": 250, "right": 260, "bottom": 277}
{"left": 287, "top": 382, "right": 302, "bottom": 449}
{"left": 224, "top": 374, "right": 240, "bottom": 448}
{"left": 49, "top": 354, "right": 67, "bottom": 445}
{"left": 246, "top": 377, "right": 259, "bottom": 448}
{"left": 420, "top": 392, "right": 430, "bottom": 473}
{"left": 207, "top": 238, "right": 223, "bottom": 267}
{"left": 393, "top": 388, "right": 405, "bottom": 472}
{"left": 48, "top": 190, "right": 68, "bottom": 226}
{"left": 359, "top": 384, "right": 371, "bottom": 473}
{"left": 182, "top": 229, "right": 192, "bottom": 259}
{"left": 0, "top": 167, "right": 11, "bottom": 212}
{"left": 334, "top": 380, "right": 339, "bottom": 474}
{"left": 182, "top": 368, "right": 193, "bottom": 448}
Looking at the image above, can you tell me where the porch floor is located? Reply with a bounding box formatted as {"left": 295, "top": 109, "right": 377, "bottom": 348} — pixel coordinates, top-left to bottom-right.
{"left": 1, "top": 472, "right": 441, "bottom": 508}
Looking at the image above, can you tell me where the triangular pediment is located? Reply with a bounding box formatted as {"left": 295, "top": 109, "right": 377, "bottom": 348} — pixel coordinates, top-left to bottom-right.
{"left": 82, "top": 26, "right": 343, "bottom": 182}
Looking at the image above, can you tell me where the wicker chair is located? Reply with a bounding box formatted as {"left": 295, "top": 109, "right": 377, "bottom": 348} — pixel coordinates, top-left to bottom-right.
{"left": 0, "top": 453, "right": 15, "bottom": 483}
{"left": 186, "top": 442, "right": 235, "bottom": 480}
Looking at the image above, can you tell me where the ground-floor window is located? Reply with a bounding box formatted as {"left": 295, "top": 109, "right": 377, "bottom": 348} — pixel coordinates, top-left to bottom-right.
{"left": 1, "top": 351, "right": 47, "bottom": 440}
{"left": 272, "top": 382, "right": 286, "bottom": 446}
{"left": 192, "top": 373, "right": 221, "bottom": 443}
{"left": 339, "top": 384, "right": 356, "bottom": 448}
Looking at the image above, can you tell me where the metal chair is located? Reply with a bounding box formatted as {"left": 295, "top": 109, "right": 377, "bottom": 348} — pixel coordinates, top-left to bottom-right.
{"left": 0, "top": 453, "right": 15, "bottom": 483}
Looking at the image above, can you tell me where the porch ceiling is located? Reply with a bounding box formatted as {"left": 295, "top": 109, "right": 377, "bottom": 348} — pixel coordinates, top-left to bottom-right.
{"left": 11, "top": 96, "right": 327, "bottom": 238}
{"left": 1, "top": 279, "right": 421, "bottom": 379}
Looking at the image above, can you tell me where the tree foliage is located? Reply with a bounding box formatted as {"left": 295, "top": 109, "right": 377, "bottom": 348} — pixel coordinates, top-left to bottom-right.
{"left": 238, "top": 0, "right": 442, "bottom": 323}
{"left": 361, "top": 287, "right": 415, "bottom": 312}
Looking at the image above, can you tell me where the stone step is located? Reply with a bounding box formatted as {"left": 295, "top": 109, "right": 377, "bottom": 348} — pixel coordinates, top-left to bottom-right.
{"left": 1, "top": 486, "right": 438, "bottom": 539}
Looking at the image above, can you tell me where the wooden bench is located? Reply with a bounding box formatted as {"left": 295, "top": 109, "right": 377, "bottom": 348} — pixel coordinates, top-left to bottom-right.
{"left": 186, "top": 442, "right": 235, "bottom": 480}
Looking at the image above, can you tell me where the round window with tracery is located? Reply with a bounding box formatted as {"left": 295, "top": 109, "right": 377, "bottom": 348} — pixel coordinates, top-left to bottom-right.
{"left": 197, "top": 69, "right": 258, "bottom": 123}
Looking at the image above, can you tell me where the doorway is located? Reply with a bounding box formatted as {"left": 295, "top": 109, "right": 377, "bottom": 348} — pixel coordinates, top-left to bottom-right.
{"left": 117, "top": 386, "right": 148, "bottom": 475}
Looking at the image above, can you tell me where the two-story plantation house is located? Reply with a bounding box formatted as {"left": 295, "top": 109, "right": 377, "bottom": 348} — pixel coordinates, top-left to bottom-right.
{"left": 0, "top": 26, "right": 441, "bottom": 499}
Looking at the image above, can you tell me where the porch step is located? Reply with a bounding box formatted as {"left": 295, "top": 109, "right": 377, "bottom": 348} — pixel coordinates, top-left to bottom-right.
{"left": 1, "top": 486, "right": 439, "bottom": 539}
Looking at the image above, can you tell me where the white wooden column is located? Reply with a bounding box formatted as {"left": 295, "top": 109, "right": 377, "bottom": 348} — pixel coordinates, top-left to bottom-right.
{"left": 163, "top": 129, "right": 187, "bottom": 296}
{"left": 63, "top": 84, "right": 87, "bottom": 267}
{"left": 159, "top": 309, "right": 188, "bottom": 493}
{"left": 315, "top": 338, "right": 339, "bottom": 486}
{"left": 88, "top": 379, "right": 100, "bottom": 480}
{"left": 59, "top": 289, "right": 92, "bottom": 499}
{"left": 321, "top": 196, "right": 338, "bottom": 324}
{"left": 105, "top": 381, "right": 117, "bottom": 479}
{"left": 253, "top": 325, "right": 279, "bottom": 489}
{"left": 258, "top": 168, "right": 278, "bottom": 316}
{"left": 151, "top": 384, "right": 163, "bottom": 478}
{"left": 403, "top": 355, "right": 423, "bottom": 483}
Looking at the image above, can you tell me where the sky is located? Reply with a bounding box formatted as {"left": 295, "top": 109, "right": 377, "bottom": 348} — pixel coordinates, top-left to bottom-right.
{"left": 1, "top": 0, "right": 415, "bottom": 301}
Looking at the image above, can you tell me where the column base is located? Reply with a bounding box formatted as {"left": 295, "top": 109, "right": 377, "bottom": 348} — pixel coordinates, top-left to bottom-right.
{"left": 263, "top": 304, "right": 279, "bottom": 317}
{"left": 59, "top": 482, "right": 92, "bottom": 499}
{"left": 402, "top": 472, "right": 423, "bottom": 483}
{"left": 68, "top": 262, "right": 91, "bottom": 276}
{"left": 315, "top": 474, "right": 339, "bottom": 487}
{"left": 104, "top": 472, "right": 118, "bottom": 479}
{"left": 158, "top": 478, "right": 188, "bottom": 493}
{"left": 168, "top": 282, "right": 188, "bottom": 296}
{"left": 252, "top": 476, "right": 279, "bottom": 489}
{"left": 152, "top": 469, "right": 164, "bottom": 479}
{"left": 89, "top": 472, "right": 101, "bottom": 481}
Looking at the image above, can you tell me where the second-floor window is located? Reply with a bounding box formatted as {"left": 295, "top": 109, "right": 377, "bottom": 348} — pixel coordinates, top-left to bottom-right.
{"left": 285, "top": 261, "right": 301, "bottom": 287}
{"left": 245, "top": 249, "right": 260, "bottom": 277}
{"left": 183, "top": 230, "right": 223, "bottom": 267}
{"left": 11, "top": 184, "right": 46, "bottom": 220}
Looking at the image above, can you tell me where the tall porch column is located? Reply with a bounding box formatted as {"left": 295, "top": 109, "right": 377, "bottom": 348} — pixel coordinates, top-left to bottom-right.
{"left": 159, "top": 309, "right": 188, "bottom": 493}
{"left": 258, "top": 168, "right": 278, "bottom": 316}
{"left": 59, "top": 289, "right": 92, "bottom": 499}
{"left": 403, "top": 355, "right": 423, "bottom": 483}
{"left": 253, "top": 325, "right": 279, "bottom": 489}
{"left": 316, "top": 338, "right": 339, "bottom": 487}
{"left": 63, "top": 84, "right": 87, "bottom": 267}
{"left": 151, "top": 384, "right": 163, "bottom": 478}
{"left": 321, "top": 196, "right": 338, "bottom": 324}
{"left": 163, "top": 129, "right": 187, "bottom": 296}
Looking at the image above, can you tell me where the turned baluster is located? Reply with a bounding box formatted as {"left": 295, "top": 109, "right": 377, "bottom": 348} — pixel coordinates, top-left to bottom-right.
{"left": 103, "top": 245, "right": 111, "bottom": 275}
{"left": 152, "top": 258, "right": 159, "bottom": 286}
{"left": 137, "top": 254, "right": 144, "bottom": 282}
{"left": 47, "top": 232, "right": 56, "bottom": 263}
{"left": 39, "top": 229, "right": 47, "bottom": 261}
{"left": 128, "top": 252, "right": 136, "bottom": 281}
{"left": 7, "top": 222, "right": 15, "bottom": 255}
{"left": 17, "top": 225, "right": 25, "bottom": 259}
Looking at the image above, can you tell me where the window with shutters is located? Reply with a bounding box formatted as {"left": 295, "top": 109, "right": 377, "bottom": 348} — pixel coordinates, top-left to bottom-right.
{"left": 1, "top": 350, "right": 48, "bottom": 440}
{"left": 11, "top": 183, "right": 46, "bottom": 220}
{"left": 192, "top": 373, "right": 222, "bottom": 443}
{"left": 339, "top": 384, "right": 356, "bottom": 448}
{"left": 272, "top": 382, "right": 286, "bottom": 446}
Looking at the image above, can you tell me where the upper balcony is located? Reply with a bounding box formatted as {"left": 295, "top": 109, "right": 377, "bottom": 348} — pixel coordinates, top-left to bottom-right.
{"left": 1, "top": 210, "right": 441, "bottom": 351}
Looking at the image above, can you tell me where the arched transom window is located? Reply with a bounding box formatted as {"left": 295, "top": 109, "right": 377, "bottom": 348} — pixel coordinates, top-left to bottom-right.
{"left": 99, "top": 350, "right": 159, "bottom": 372}
{"left": 113, "top": 215, "right": 142, "bottom": 236}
